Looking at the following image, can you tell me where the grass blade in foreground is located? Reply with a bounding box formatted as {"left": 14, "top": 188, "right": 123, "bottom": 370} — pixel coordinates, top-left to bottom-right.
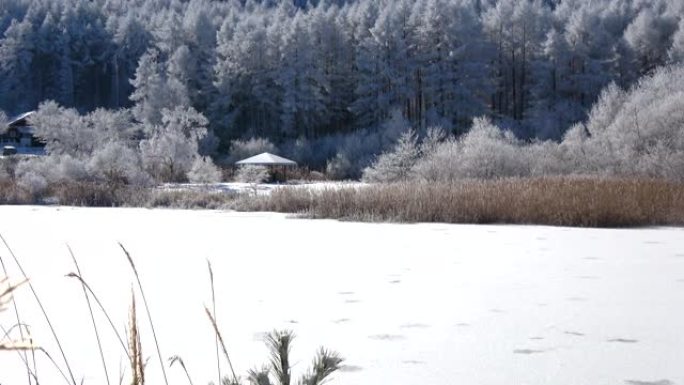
{"left": 119, "top": 243, "right": 169, "bottom": 385}
{"left": 0, "top": 233, "right": 77, "bottom": 385}
{"left": 67, "top": 245, "right": 111, "bottom": 385}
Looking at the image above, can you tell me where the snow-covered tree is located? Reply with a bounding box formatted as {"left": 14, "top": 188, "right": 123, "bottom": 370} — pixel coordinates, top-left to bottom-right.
{"left": 362, "top": 129, "right": 420, "bottom": 183}
{"left": 139, "top": 106, "right": 212, "bottom": 182}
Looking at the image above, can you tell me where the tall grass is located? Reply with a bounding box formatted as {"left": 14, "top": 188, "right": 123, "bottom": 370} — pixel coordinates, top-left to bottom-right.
{"left": 119, "top": 243, "right": 169, "bottom": 385}
{"left": 0, "top": 234, "right": 77, "bottom": 385}
{"left": 233, "top": 177, "right": 684, "bottom": 227}
{"left": 67, "top": 245, "right": 110, "bottom": 385}
{"left": 1, "top": 238, "right": 344, "bottom": 385}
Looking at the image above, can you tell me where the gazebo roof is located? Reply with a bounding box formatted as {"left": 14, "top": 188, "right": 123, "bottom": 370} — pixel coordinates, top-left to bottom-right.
{"left": 235, "top": 152, "right": 297, "bottom": 166}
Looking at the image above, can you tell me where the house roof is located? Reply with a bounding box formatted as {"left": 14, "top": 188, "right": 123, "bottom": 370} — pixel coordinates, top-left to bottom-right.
{"left": 235, "top": 152, "right": 297, "bottom": 166}
{"left": 7, "top": 111, "right": 35, "bottom": 127}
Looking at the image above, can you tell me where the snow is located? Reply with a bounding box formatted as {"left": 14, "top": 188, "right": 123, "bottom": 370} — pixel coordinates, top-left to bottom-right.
{"left": 1, "top": 206, "right": 683, "bottom": 385}
{"left": 159, "top": 181, "right": 368, "bottom": 196}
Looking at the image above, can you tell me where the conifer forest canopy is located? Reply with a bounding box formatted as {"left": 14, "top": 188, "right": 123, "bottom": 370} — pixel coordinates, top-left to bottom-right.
{"left": 1, "top": 0, "right": 683, "bottom": 150}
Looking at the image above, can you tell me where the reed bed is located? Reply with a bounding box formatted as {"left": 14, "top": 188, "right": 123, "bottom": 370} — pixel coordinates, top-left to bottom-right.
{"left": 233, "top": 177, "right": 684, "bottom": 227}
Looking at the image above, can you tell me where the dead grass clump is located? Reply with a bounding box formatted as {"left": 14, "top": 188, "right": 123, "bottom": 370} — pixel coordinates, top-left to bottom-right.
{"left": 146, "top": 189, "right": 236, "bottom": 209}
{"left": 0, "top": 180, "right": 34, "bottom": 204}
{"left": 231, "top": 188, "right": 313, "bottom": 213}
{"left": 234, "top": 177, "right": 684, "bottom": 227}
{"left": 50, "top": 182, "right": 147, "bottom": 207}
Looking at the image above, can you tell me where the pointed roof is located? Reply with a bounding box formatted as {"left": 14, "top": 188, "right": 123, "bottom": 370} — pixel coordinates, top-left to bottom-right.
{"left": 7, "top": 111, "right": 35, "bottom": 127}
{"left": 235, "top": 152, "right": 297, "bottom": 166}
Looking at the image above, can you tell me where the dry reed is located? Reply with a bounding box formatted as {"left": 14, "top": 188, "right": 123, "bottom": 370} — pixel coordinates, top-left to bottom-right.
{"left": 234, "top": 177, "right": 684, "bottom": 227}
{"left": 128, "top": 289, "right": 144, "bottom": 385}
{"left": 169, "top": 355, "right": 194, "bottom": 385}
{"left": 207, "top": 260, "right": 221, "bottom": 385}
{"left": 0, "top": 233, "right": 77, "bottom": 385}
{"left": 204, "top": 306, "right": 238, "bottom": 384}
{"left": 119, "top": 243, "right": 169, "bottom": 385}
{"left": 67, "top": 245, "right": 111, "bottom": 385}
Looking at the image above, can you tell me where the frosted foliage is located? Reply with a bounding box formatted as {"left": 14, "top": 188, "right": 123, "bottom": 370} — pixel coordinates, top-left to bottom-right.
{"left": 228, "top": 138, "right": 278, "bottom": 164}
{"left": 412, "top": 138, "right": 460, "bottom": 182}
{"left": 188, "top": 157, "right": 222, "bottom": 183}
{"left": 594, "top": 65, "right": 684, "bottom": 180}
{"left": 0, "top": 163, "right": 10, "bottom": 182}
{"left": 88, "top": 142, "right": 150, "bottom": 185}
{"left": 623, "top": 9, "right": 673, "bottom": 73}
{"left": 456, "top": 117, "right": 527, "bottom": 179}
{"left": 2, "top": 0, "right": 684, "bottom": 184}
{"left": 234, "top": 165, "right": 270, "bottom": 184}
{"left": 326, "top": 152, "right": 354, "bottom": 180}
{"left": 585, "top": 83, "right": 627, "bottom": 137}
{"left": 669, "top": 19, "right": 684, "bottom": 63}
{"left": 14, "top": 160, "right": 48, "bottom": 196}
{"left": 31, "top": 102, "right": 135, "bottom": 157}
{"left": 139, "top": 106, "right": 211, "bottom": 183}
{"left": 0, "top": 0, "right": 683, "bottom": 143}
{"left": 558, "top": 123, "right": 594, "bottom": 174}
{"left": 362, "top": 130, "right": 420, "bottom": 183}
{"left": 140, "top": 127, "right": 197, "bottom": 183}
{"left": 419, "top": 126, "right": 447, "bottom": 155}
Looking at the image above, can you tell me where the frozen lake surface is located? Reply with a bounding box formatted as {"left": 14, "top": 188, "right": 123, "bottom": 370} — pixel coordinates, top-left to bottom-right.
{"left": 1, "top": 206, "right": 683, "bottom": 385}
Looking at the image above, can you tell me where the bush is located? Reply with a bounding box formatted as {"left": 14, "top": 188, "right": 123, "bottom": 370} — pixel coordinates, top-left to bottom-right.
{"left": 187, "top": 157, "right": 223, "bottom": 183}
{"left": 325, "top": 152, "right": 354, "bottom": 180}
{"left": 15, "top": 169, "right": 48, "bottom": 198}
{"left": 50, "top": 182, "right": 144, "bottom": 207}
{"left": 362, "top": 130, "right": 420, "bottom": 183}
{"left": 145, "top": 189, "right": 236, "bottom": 209}
{"left": 234, "top": 165, "right": 270, "bottom": 184}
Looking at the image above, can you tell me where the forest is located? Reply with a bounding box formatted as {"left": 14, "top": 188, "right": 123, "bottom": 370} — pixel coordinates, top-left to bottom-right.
{"left": 1, "top": 0, "right": 684, "bottom": 186}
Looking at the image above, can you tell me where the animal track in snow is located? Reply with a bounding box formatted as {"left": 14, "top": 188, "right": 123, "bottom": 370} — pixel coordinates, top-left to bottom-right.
{"left": 625, "top": 380, "right": 674, "bottom": 385}
{"left": 513, "top": 348, "right": 545, "bottom": 354}
{"left": 369, "top": 334, "right": 406, "bottom": 341}
{"left": 400, "top": 323, "right": 430, "bottom": 329}
{"left": 608, "top": 338, "right": 639, "bottom": 343}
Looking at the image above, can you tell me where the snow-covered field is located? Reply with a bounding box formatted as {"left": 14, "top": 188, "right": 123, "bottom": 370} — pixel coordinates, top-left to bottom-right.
{"left": 1, "top": 206, "right": 683, "bottom": 385}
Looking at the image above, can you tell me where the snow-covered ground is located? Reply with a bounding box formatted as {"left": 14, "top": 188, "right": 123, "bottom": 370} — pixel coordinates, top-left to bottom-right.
{"left": 1, "top": 206, "right": 683, "bottom": 385}
{"left": 158, "top": 181, "right": 367, "bottom": 196}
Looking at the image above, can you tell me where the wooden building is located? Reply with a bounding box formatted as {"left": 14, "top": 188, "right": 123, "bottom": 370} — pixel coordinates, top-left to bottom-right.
{"left": 0, "top": 111, "right": 46, "bottom": 153}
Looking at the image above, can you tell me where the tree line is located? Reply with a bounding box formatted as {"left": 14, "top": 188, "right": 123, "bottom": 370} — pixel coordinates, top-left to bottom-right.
{"left": 1, "top": 0, "right": 683, "bottom": 148}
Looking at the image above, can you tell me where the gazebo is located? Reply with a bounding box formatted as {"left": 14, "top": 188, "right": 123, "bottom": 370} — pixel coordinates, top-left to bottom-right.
{"left": 235, "top": 152, "right": 297, "bottom": 181}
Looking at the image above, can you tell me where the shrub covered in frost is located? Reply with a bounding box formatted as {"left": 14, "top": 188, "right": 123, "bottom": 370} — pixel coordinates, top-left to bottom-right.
{"left": 188, "top": 157, "right": 223, "bottom": 183}
{"left": 362, "top": 130, "right": 420, "bottom": 183}
{"left": 234, "top": 165, "right": 270, "bottom": 184}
